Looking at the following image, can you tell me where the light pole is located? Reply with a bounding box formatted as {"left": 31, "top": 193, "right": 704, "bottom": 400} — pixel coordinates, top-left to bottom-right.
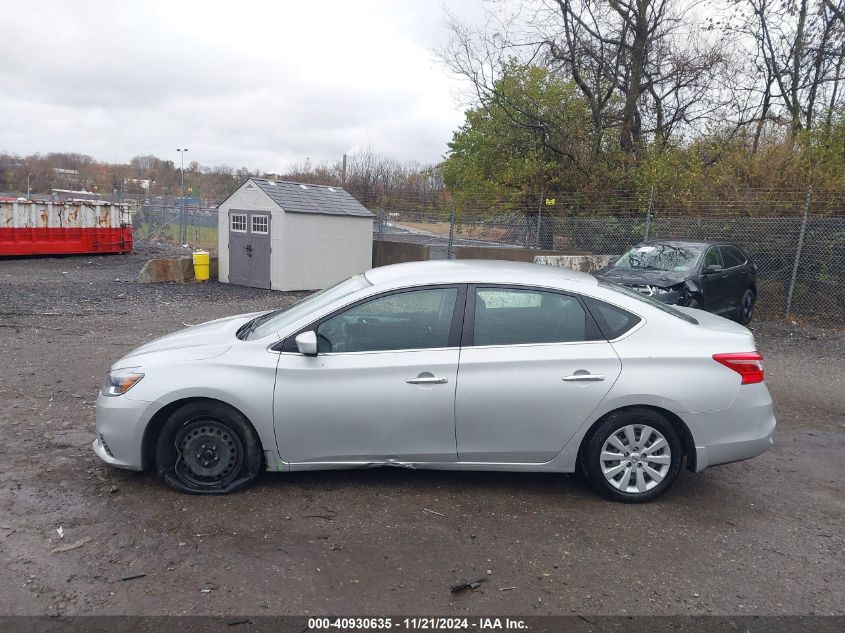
{"left": 177, "top": 148, "right": 188, "bottom": 244}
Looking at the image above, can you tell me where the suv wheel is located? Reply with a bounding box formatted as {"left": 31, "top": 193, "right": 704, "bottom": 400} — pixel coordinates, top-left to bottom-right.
{"left": 736, "top": 289, "right": 755, "bottom": 325}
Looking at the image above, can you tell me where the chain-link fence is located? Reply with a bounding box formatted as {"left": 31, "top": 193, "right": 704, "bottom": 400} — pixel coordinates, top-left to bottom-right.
{"left": 14, "top": 186, "right": 840, "bottom": 323}
{"left": 127, "top": 195, "right": 218, "bottom": 249}
{"left": 368, "top": 188, "right": 845, "bottom": 324}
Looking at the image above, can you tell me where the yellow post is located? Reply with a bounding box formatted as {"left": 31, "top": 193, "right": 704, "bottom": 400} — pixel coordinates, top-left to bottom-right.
{"left": 192, "top": 250, "right": 210, "bottom": 281}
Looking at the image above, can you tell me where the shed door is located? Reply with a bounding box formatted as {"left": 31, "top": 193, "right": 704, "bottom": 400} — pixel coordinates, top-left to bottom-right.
{"left": 228, "top": 211, "right": 271, "bottom": 289}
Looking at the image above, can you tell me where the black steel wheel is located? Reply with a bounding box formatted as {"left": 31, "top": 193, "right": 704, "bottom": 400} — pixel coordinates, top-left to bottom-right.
{"left": 156, "top": 401, "right": 262, "bottom": 494}
{"left": 174, "top": 419, "right": 244, "bottom": 489}
{"left": 736, "top": 289, "right": 755, "bottom": 325}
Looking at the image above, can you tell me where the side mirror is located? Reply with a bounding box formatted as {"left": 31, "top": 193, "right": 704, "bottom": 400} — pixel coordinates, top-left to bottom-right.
{"left": 295, "top": 331, "right": 318, "bottom": 356}
{"left": 703, "top": 264, "right": 723, "bottom": 274}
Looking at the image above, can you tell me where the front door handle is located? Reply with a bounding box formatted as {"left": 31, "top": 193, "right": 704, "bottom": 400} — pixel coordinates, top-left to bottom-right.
{"left": 406, "top": 376, "right": 449, "bottom": 385}
{"left": 562, "top": 374, "right": 605, "bottom": 382}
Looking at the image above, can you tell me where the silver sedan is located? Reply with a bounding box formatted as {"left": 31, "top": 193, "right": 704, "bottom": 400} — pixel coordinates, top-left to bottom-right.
{"left": 94, "top": 260, "right": 775, "bottom": 502}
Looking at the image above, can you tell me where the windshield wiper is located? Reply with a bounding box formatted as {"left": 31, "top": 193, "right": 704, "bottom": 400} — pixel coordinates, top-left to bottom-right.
{"left": 236, "top": 310, "right": 282, "bottom": 340}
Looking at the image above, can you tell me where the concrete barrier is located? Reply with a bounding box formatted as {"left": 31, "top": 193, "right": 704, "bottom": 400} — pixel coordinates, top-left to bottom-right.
{"left": 138, "top": 256, "right": 219, "bottom": 283}
{"left": 533, "top": 254, "right": 615, "bottom": 272}
{"left": 454, "top": 246, "right": 587, "bottom": 262}
{"left": 373, "top": 240, "right": 430, "bottom": 267}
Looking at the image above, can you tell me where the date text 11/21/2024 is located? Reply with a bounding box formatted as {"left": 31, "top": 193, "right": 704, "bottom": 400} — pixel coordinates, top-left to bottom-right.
{"left": 306, "top": 617, "right": 529, "bottom": 630}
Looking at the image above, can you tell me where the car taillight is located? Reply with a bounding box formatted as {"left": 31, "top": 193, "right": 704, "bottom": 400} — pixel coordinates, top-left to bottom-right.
{"left": 713, "top": 352, "right": 764, "bottom": 385}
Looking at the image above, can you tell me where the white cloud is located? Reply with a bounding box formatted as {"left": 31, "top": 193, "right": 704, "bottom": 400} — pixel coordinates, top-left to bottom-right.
{"left": 0, "top": 0, "right": 485, "bottom": 171}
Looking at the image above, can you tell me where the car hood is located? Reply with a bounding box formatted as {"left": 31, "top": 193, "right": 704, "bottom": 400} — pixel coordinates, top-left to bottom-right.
{"left": 596, "top": 267, "right": 691, "bottom": 288}
{"left": 111, "top": 311, "right": 267, "bottom": 370}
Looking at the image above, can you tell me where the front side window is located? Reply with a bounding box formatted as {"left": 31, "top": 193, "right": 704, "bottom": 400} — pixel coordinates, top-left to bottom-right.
{"left": 317, "top": 287, "right": 458, "bottom": 353}
{"left": 702, "top": 247, "right": 723, "bottom": 269}
{"left": 230, "top": 213, "right": 247, "bottom": 232}
{"left": 472, "top": 288, "right": 595, "bottom": 346}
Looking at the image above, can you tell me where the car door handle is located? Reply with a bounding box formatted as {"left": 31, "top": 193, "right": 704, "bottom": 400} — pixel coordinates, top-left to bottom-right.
{"left": 406, "top": 376, "right": 448, "bottom": 385}
{"left": 562, "top": 374, "right": 605, "bottom": 382}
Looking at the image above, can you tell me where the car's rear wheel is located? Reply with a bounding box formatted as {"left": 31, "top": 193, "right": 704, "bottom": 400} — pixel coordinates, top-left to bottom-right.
{"left": 736, "top": 289, "right": 755, "bottom": 325}
{"left": 584, "top": 408, "right": 683, "bottom": 503}
{"left": 155, "top": 401, "right": 262, "bottom": 494}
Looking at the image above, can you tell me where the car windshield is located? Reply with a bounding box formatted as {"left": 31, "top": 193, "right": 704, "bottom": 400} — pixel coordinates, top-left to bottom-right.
{"left": 240, "top": 274, "right": 372, "bottom": 340}
{"left": 599, "top": 281, "right": 699, "bottom": 325}
{"left": 613, "top": 243, "right": 703, "bottom": 272}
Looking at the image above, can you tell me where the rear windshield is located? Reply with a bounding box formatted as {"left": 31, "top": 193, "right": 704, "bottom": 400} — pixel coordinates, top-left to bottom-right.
{"left": 599, "top": 281, "right": 699, "bottom": 325}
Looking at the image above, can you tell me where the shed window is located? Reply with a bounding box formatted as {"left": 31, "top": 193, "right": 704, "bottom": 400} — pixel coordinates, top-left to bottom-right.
{"left": 251, "top": 215, "right": 269, "bottom": 234}
{"left": 230, "top": 214, "right": 247, "bottom": 233}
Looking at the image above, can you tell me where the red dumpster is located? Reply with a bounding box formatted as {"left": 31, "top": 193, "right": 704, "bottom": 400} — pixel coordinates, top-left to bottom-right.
{"left": 0, "top": 200, "right": 133, "bottom": 256}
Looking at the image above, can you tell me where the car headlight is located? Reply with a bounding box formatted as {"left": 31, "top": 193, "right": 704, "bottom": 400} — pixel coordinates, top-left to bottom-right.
{"left": 101, "top": 369, "right": 145, "bottom": 397}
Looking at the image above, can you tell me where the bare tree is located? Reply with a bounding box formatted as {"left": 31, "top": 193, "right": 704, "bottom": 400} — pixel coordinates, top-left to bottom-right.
{"left": 441, "top": 0, "right": 729, "bottom": 155}
{"left": 733, "top": 0, "right": 845, "bottom": 134}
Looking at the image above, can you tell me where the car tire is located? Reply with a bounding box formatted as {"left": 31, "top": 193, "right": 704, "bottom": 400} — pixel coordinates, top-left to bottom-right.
{"left": 736, "top": 289, "right": 755, "bottom": 325}
{"left": 574, "top": 460, "right": 592, "bottom": 487}
{"left": 584, "top": 408, "right": 683, "bottom": 503}
{"left": 155, "top": 401, "right": 263, "bottom": 495}
{"left": 685, "top": 298, "right": 700, "bottom": 309}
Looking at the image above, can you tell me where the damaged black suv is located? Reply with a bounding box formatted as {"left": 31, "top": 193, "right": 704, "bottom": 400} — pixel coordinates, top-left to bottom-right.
{"left": 595, "top": 240, "right": 757, "bottom": 324}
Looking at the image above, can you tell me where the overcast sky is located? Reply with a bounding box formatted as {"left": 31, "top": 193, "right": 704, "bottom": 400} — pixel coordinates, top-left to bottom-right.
{"left": 0, "top": 0, "right": 486, "bottom": 172}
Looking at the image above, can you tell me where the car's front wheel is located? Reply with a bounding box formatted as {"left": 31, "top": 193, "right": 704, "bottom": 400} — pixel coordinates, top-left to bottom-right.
{"left": 583, "top": 408, "right": 683, "bottom": 503}
{"left": 155, "top": 401, "right": 263, "bottom": 494}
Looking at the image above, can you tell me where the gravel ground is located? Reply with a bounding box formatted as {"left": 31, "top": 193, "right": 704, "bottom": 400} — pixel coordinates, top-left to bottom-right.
{"left": 0, "top": 250, "right": 843, "bottom": 616}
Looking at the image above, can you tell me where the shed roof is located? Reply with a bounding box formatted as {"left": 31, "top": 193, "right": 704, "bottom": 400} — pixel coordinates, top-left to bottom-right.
{"left": 249, "top": 178, "right": 374, "bottom": 218}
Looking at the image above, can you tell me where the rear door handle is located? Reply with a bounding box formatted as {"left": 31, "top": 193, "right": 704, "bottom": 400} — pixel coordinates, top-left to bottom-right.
{"left": 406, "top": 376, "right": 448, "bottom": 385}
{"left": 562, "top": 374, "right": 605, "bottom": 382}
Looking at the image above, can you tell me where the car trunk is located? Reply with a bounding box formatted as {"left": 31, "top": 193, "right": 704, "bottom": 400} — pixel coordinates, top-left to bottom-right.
{"left": 675, "top": 306, "right": 758, "bottom": 350}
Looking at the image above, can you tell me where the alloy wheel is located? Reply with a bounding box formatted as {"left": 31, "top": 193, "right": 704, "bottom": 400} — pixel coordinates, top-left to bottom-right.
{"left": 599, "top": 424, "right": 671, "bottom": 494}
{"left": 742, "top": 293, "right": 754, "bottom": 322}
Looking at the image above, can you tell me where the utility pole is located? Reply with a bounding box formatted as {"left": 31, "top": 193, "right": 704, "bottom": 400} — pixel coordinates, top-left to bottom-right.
{"left": 342, "top": 154, "right": 347, "bottom": 187}
{"left": 177, "top": 148, "right": 188, "bottom": 244}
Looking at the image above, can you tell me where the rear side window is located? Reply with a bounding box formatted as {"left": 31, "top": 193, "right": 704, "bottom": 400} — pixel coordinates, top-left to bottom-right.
{"left": 721, "top": 246, "right": 747, "bottom": 268}
{"left": 583, "top": 297, "right": 642, "bottom": 339}
{"left": 598, "top": 281, "right": 698, "bottom": 325}
{"left": 472, "top": 288, "right": 600, "bottom": 346}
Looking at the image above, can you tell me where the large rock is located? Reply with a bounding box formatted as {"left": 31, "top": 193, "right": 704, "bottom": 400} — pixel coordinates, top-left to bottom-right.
{"left": 534, "top": 254, "right": 614, "bottom": 273}
{"left": 138, "top": 257, "right": 196, "bottom": 284}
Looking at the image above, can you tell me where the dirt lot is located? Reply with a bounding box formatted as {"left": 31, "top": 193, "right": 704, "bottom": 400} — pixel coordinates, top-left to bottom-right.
{"left": 0, "top": 250, "right": 843, "bottom": 616}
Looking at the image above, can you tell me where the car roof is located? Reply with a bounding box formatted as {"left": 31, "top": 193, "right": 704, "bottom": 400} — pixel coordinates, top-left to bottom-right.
{"left": 364, "top": 259, "right": 598, "bottom": 289}
{"left": 639, "top": 239, "right": 718, "bottom": 248}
